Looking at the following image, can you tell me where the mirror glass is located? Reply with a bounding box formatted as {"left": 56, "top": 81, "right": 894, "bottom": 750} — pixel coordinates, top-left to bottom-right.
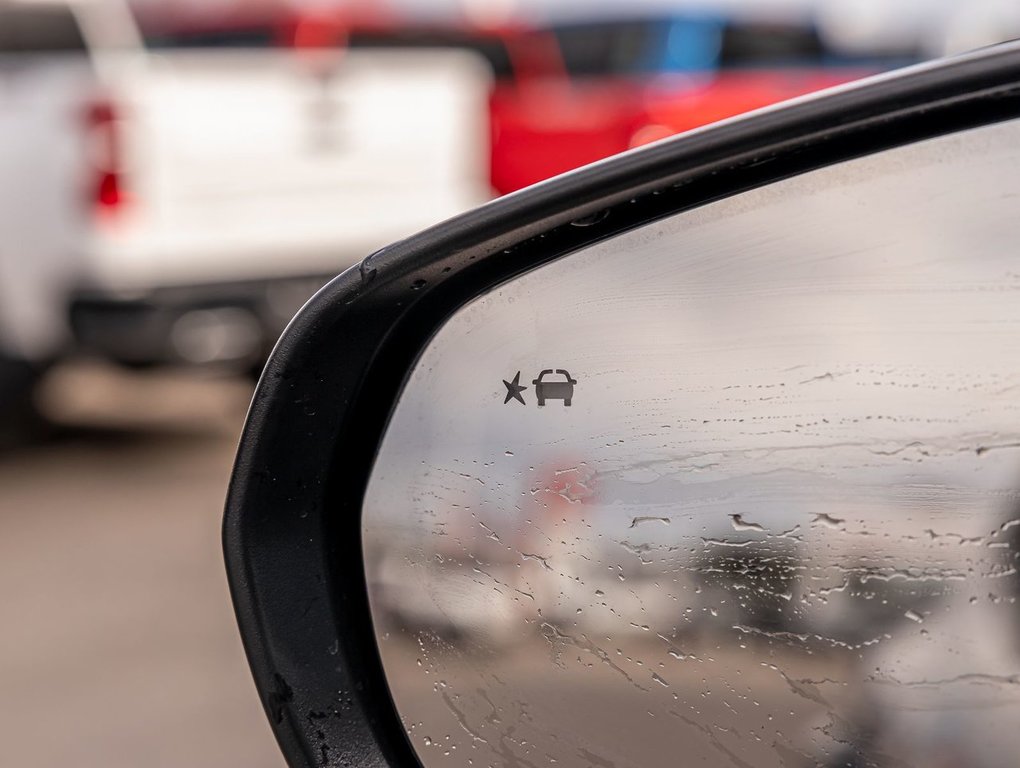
{"left": 363, "top": 117, "right": 1020, "bottom": 768}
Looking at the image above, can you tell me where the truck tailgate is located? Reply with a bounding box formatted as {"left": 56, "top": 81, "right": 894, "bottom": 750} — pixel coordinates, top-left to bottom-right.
{"left": 95, "top": 48, "right": 491, "bottom": 288}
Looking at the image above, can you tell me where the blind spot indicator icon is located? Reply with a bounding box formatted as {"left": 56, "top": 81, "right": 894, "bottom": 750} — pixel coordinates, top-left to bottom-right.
{"left": 502, "top": 371, "right": 528, "bottom": 405}
{"left": 533, "top": 369, "right": 576, "bottom": 407}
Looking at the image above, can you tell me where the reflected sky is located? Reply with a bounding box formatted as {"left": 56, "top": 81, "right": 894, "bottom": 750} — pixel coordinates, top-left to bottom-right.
{"left": 363, "top": 118, "right": 1020, "bottom": 768}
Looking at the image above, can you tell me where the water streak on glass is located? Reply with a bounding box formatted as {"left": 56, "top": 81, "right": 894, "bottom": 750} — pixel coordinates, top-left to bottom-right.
{"left": 363, "top": 118, "right": 1020, "bottom": 768}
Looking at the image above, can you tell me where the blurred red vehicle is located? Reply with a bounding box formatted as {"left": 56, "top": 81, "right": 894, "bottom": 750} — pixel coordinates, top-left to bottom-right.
{"left": 484, "top": 13, "right": 917, "bottom": 194}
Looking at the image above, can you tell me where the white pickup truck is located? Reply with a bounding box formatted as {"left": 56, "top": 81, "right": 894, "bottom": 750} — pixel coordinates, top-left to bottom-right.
{"left": 0, "top": 0, "right": 490, "bottom": 426}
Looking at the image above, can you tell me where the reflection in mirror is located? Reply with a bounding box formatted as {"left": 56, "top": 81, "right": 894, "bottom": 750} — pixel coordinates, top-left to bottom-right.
{"left": 363, "top": 118, "right": 1020, "bottom": 768}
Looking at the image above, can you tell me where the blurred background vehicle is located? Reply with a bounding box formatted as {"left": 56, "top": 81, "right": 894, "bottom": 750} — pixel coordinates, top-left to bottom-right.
{"left": 486, "top": 7, "right": 916, "bottom": 193}
{"left": 3, "top": 1, "right": 1020, "bottom": 766}
{"left": 0, "top": 0, "right": 490, "bottom": 435}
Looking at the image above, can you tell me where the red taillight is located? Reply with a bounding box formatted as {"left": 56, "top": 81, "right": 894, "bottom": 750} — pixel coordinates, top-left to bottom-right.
{"left": 96, "top": 171, "right": 122, "bottom": 209}
{"left": 84, "top": 100, "right": 126, "bottom": 218}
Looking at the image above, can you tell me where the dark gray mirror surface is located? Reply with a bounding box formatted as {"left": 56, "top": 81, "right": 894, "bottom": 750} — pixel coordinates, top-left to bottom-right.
{"left": 363, "top": 118, "right": 1020, "bottom": 768}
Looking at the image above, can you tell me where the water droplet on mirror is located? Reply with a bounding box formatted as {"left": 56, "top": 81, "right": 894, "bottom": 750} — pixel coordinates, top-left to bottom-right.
{"left": 730, "top": 514, "right": 766, "bottom": 532}
{"left": 812, "top": 512, "right": 846, "bottom": 530}
{"left": 630, "top": 516, "right": 670, "bottom": 528}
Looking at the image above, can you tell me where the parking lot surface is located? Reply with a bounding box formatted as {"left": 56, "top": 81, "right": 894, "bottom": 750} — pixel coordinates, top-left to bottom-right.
{"left": 0, "top": 363, "right": 284, "bottom": 768}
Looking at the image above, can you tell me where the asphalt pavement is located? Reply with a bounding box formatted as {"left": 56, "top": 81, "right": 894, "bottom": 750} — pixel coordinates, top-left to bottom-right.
{"left": 0, "top": 363, "right": 284, "bottom": 768}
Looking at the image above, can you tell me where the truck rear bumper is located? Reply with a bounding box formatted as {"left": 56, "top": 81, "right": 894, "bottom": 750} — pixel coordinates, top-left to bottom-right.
{"left": 69, "top": 275, "right": 331, "bottom": 370}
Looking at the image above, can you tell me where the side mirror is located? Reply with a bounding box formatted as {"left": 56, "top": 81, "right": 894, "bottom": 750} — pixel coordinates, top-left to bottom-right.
{"left": 226, "top": 43, "right": 1020, "bottom": 768}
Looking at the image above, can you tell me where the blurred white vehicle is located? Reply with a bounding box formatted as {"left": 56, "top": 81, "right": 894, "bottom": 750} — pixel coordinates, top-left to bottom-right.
{"left": 0, "top": 0, "right": 489, "bottom": 424}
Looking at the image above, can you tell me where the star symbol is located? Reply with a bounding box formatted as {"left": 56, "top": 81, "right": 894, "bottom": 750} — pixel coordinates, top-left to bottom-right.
{"left": 502, "top": 371, "right": 527, "bottom": 405}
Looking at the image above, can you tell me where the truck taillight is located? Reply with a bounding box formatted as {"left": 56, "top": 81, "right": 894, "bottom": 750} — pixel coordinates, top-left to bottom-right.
{"left": 84, "top": 100, "right": 126, "bottom": 218}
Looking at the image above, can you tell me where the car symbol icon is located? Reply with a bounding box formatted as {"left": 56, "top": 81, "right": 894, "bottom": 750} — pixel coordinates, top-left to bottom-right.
{"left": 532, "top": 369, "right": 577, "bottom": 406}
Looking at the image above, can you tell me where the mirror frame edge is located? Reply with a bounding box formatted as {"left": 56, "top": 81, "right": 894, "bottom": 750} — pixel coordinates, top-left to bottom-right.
{"left": 224, "top": 43, "right": 1020, "bottom": 768}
